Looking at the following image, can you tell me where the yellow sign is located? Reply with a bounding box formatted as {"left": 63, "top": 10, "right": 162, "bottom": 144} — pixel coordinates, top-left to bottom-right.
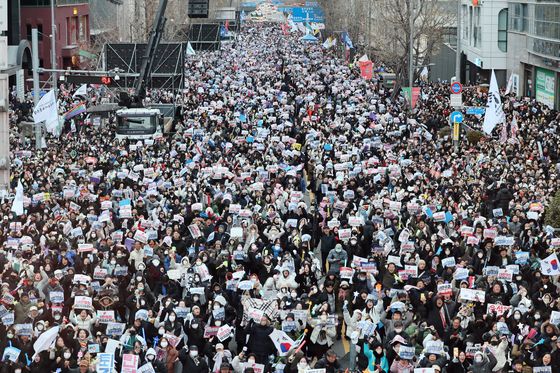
{"left": 453, "top": 122, "right": 460, "bottom": 141}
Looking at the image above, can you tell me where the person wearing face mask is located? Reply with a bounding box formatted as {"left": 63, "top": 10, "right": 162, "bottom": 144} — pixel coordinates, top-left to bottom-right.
{"left": 163, "top": 311, "right": 183, "bottom": 337}
{"left": 470, "top": 349, "right": 497, "bottom": 373}
{"left": 157, "top": 337, "right": 179, "bottom": 373}
{"left": 326, "top": 244, "right": 347, "bottom": 274}
{"left": 179, "top": 345, "right": 209, "bottom": 373}
{"left": 144, "top": 348, "right": 166, "bottom": 373}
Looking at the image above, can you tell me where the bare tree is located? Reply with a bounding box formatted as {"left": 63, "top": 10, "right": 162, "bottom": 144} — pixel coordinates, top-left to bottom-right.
{"left": 320, "top": 0, "right": 451, "bottom": 95}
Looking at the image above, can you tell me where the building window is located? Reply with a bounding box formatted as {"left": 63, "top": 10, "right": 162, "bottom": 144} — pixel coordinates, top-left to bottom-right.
{"left": 473, "top": 6, "right": 481, "bottom": 48}
{"left": 462, "top": 5, "right": 469, "bottom": 40}
{"left": 26, "top": 24, "right": 32, "bottom": 41}
{"left": 498, "top": 9, "right": 508, "bottom": 52}
{"left": 67, "top": 16, "right": 78, "bottom": 45}
{"left": 469, "top": 6, "right": 473, "bottom": 46}
{"left": 37, "top": 24, "right": 43, "bottom": 41}
{"left": 534, "top": 5, "right": 560, "bottom": 41}
{"left": 510, "top": 3, "right": 527, "bottom": 32}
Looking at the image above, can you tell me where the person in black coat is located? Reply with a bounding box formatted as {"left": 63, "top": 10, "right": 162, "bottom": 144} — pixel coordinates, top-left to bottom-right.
{"left": 314, "top": 350, "right": 341, "bottom": 373}
{"left": 246, "top": 317, "right": 276, "bottom": 365}
{"left": 179, "top": 345, "right": 209, "bottom": 373}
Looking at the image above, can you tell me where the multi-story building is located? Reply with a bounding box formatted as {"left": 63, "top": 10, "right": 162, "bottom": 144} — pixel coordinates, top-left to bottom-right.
{"left": 459, "top": 0, "right": 509, "bottom": 86}
{"left": 507, "top": 0, "right": 560, "bottom": 109}
{"left": 19, "top": 0, "right": 90, "bottom": 70}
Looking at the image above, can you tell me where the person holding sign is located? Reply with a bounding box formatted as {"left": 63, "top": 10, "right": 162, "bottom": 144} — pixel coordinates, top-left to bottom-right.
{"left": 363, "top": 340, "right": 389, "bottom": 373}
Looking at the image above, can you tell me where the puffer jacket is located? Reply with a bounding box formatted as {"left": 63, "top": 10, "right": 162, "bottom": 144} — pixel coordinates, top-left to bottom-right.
{"left": 343, "top": 308, "right": 362, "bottom": 338}
{"left": 470, "top": 351, "right": 497, "bottom": 373}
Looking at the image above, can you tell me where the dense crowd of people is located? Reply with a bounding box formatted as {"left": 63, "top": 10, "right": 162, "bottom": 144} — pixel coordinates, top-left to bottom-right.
{"left": 4, "top": 18, "right": 560, "bottom": 373}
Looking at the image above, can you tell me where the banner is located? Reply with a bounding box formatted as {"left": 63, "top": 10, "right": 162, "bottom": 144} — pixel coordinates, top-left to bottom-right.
{"left": 402, "top": 87, "right": 421, "bottom": 109}
{"left": 359, "top": 60, "right": 373, "bottom": 80}
{"left": 535, "top": 67, "right": 555, "bottom": 108}
{"left": 482, "top": 70, "right": 505, "bottom": 135}
{"left": 33, "top": 90, "right": 59, "bottom": 133}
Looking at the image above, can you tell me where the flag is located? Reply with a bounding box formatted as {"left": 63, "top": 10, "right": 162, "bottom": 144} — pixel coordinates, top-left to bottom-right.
{"left": 225, "top": 20, "right": 229, "bottom": 31}
{"left": 33, "top": 90, "right": 59, "bottom": 134}
{"left": 341, "top": 32, "right": 353, "bottom": 49}
{"left": 220, "top": 25, "right": 227, "bottom": 38}
{"left": 64, "top": 103, "right": 86, "bottom": 120}
{"left": 73, "top": 84, "right": 88, "bottom": 98}
{"left": 32, "top": 326, "right": 60, "bottom": 359}
{"left": 482, "top": 70, "right": 505, "bottom": 135}
{"left": 420, "top": 66, "right": 429, "bottom": 80}
{"left": 269, "top": 329, "right": 296, "bottom": 356}
{"left": 510, "top": 115, "right": 518, "bottom": 140}
{"left": 499, "top": 123, "right": 508, "bottom": 144}
{"left": 541, "top": 253, "right": 560, "bottom": 276}
{"left": 322, "top": 37, "right": 331, "bottom": 49}
{"left": 505, "top": 73, "right": 514, "bottom": 95}
{"left": 186, "top": 42, "right": 196, "bottom": 56}
{"left": 281, "top": 23, "right": 288, "bottom": 35}
{"left": 11, "top": 180, "right": 24, "bottom": 216}
{"left": 358, "top": 54, "right": 370, "bottom": 63}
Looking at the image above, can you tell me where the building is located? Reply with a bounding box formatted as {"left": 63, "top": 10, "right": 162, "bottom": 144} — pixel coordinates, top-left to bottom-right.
{"left": 459, "top": 0, "right": 509, "bottom": 86}
{"left": 507, "top": 0, "right": 560, "bottom": 109}
{"left": 19, "top": 0, "right": 90, "bottom": 71}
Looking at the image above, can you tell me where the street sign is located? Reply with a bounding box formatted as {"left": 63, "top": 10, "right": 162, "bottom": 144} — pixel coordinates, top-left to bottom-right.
{"left": 450, "top": 93, "right": 463, "bottom": 108}
{"left": 466, "top": 106, "right": 485, "bottom": 115}
{"left": 450, "top": 111, "right": 463, "bottom": 123}
{"left": 450, "top": 81, "right": 463, "bottom": 94}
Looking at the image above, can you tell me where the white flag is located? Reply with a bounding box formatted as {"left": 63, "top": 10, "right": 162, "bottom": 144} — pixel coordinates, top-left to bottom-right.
{"left": 186, "top": 42, "right": 196, "bottom": 56}
{"left": 72, "top": 84, "right": 88, "bottom": 98}
{"left": 33, "top": 90, "right": 59, "bottom": 134}
{"left": 541, "top": 253, "right": 560, "bottom": 276}
{"left": 505, "top": 73, "right": 513, "bottom": 95}
{"left": 322, "top": 37, "right": 332, "bottom": 49}
{"left": 11, "top": 180, "right": 24, "bottom": 216}
{"left": 358, "top": 54, "right": 370, "bottom": 63}
{"left": 482, "top": 70, "right": 505, "bottom": 135}
{"left": 268, "top": 329, "right": 296, "bottom": 356}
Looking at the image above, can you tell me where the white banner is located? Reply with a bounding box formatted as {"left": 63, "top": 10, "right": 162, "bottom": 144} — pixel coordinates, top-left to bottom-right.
{"left": 33, "top": 90, "right": 59, "bottom": 133}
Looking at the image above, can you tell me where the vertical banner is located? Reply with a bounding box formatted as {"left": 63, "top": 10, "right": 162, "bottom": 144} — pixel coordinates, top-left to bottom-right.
{"left": 16, "top": 69, "right": 25, "bottom": 101}
{"left": 359, "top": 60, "right": 373, "bottom": 80}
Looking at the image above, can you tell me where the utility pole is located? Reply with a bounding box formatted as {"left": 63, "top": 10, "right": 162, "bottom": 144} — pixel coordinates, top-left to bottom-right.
{"left": 32, "top": 29, "right": 42, "bottom": 150}
{"left": 455, "top": 0, "right": 461, "bottom": 83}
{"left": 408, "top": 0, "right": 415, "bottom": 108}
{"left": 50, "top": 0, "right": 58, "bottom": 89}
{"left": 0, "top": 0, "right": 10, "bottom": 192}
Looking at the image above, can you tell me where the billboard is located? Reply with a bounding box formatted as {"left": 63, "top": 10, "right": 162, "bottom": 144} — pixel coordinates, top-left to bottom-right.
{"left": 535, "top": 67, "right": 556, "bottom": 108}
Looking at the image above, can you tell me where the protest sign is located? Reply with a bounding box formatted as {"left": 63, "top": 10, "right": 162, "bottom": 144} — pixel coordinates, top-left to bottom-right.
{"left": 459, "top": 288, "right": 485, "bottom": 303}
{"left": 74, "top": 296, "right": 93, "bottom": 309}
{"left": 487, "top": 304, "right": 512, "bottom": 316}
{"left": 121, "top": 354, "right": 139, "bottom": 373}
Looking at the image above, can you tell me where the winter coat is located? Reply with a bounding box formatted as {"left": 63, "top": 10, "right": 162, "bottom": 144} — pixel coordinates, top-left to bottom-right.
{"left": 326, "top": 248, "right": 347, "bottom": 273}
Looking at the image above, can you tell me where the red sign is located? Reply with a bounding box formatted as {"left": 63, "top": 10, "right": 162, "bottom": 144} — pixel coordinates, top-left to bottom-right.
{"left": 359, "top": 61, "right": 373, "bottom": 80}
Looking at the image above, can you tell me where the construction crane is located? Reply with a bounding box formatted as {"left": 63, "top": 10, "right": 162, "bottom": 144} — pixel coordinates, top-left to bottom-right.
{"left": 115, "top": 0, "right": 171, "bottom": 140}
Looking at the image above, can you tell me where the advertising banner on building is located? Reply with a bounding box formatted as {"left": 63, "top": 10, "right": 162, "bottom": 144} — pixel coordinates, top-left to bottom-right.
{"left": 536, "top": 67, "right": 555, "bottom": 108}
